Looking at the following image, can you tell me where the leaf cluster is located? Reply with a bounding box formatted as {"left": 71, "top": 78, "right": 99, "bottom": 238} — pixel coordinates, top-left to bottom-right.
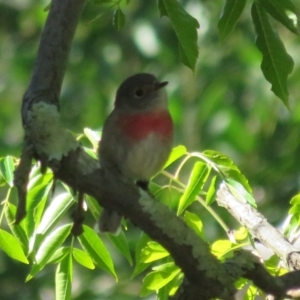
{"left": 1, "top": 128, "right": 297, "bottom": 300}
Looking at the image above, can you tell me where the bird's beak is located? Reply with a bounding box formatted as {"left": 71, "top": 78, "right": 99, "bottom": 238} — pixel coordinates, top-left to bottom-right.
{"left": 154, "top": 81, "right": 169, "bottom": 90}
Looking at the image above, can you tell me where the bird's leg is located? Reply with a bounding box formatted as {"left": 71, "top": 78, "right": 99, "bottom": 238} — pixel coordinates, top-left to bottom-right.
{"left": 71, "top": 191, "right": 85, "bottom": 236}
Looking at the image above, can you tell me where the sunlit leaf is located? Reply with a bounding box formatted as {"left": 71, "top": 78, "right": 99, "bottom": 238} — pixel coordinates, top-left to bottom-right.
{"left": 206, "top": 176, "right": 220, "bottom": 205}
{"left": 73, "top": 248, "right": 95, "bottom": 269}
{"left": 5, "top": 203, "right": 28, "bottom": 253}
{"left": 131, "top": 233, "right": 151, "bottom": 279}
{"left": 158, "top": 272, "right": 183, "bottom": 298}
{"left": 0, "top": 156, "right": 15, "bottom": 187}
{"left": 288, "top": 204, "right": 300, "bottom": 215}
{"left": 251, "top": 2, "right": 293, "bottom": 106}
{"left": 28, "top": 171, "right": 53, "bottom": 190}
{"left": 234, "top": 227, "right": 248, "bottom": 241}
{"left": 78, "top": 225, "right": 117, "bottom": 279}
{"left": 140, "top": 262, "right": 181, "bottom": 296}
{"left": 184, "top": 211, "right": 204, "bottom": 238}
{"left": 141, "top": 242, "right": 169, "bottom": 263}
{"left": 37, "top": 193, "right": 75, "bottom": 235}
{"left": 0, "top": 229, "right": 29, "bottom": 264}
{"left": 284, "top": 214, "right": 298, "bottom": 237}
{"left": 211, "top": 239, "right": 246, "bottom": 261}
{"left": 226, "top": 179, "right": 256, "bottom": 207}
{"left": 27, "top": 224, "right": 72, "bottom": 280}
{"left": 158, "top": 0, "right": 199, "bottom": 71}
{"left": 177, "top": 161, "right": 210, "bottom": 215}
{"left": 290, "top": 193, "right": 300, "bottom": 206}
{"left": 164, "top": 145, "right": 187, "bottom": 168}
{"left": 199, "top": 150, "right": 252, "bottom": 193}
{"left": 85, "top": 195, "right": 101, "bottom": 220}
{"left": 218, "top": 0, "right": 247, "bottom": 41}
{"left": 49, "top": 247, "right": 70, "bottom": 264}
{"left": 55, "top": 251, "right": 73, "bottom": 300}
{"left": 83, "top": 128, "right": 101, "bottom": 150}
{"left": 24, "top": 181, "right": 52, "bottom": 239}
{"left": 211, "top": 240, "right": 233, "bottom": 259}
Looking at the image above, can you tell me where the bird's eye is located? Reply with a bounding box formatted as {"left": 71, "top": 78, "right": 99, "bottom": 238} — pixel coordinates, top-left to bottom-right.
{"left": 134, "top": 88, "right": 145, "bottom": 98}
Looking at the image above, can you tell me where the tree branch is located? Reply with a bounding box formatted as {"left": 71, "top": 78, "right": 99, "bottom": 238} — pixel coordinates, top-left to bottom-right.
{"left": 225, "top": 250, "right": 300, "bottom": 299}
{"left": 22, "top": 0, "right": 86, "bottom": 123}
{"left": 216, "top": 182, "right": 300, "bottom": 270}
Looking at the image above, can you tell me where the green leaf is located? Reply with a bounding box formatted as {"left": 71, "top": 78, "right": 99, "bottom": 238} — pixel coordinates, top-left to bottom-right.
{"left": 83, "top": 128, "right": 101, "bottom": 151}
{"left": 55, "top": 251, "right": 73, "bottom": 300}
{"left": 131, "top": 233, "right": 151, "bottom": 279}
{"left": 28, "top": 171, "right": 53, "bottom": 190}
{"left": 83, "top": 147, "right": 98, "bottom": 159}
{"left": 206, "top": 176, "right": 219, "bottom": 205}
{"left": 5, "top": 203, "right": 29, "bottom": 253}
{"left": 226, "top": 179, "right": 257, "bottom": 207}
{"left": 85, "top": 195, "right": 101, "bottom": 220}
{"left": 0, "top": 156, "right": 15, "bottom": 187}
{"left": 251, "top": 2, "right": 294, "bottom": 106}
{"left": 140, "top": 262, "right": 181, "bottom": 297}
{"left": 73, "top": 248, "right": 95, "bottom": 269}
{"left": 177, "top": 161, "right": 211, "bottom": 215}
{"left": 257, "top": 0, "right": 298, "bottom": 35}
{"left": 211, "top": 240, "right": 233, "bottom": 259}
{"left": 141, "top": 242, "right": 169, "bottom": 263}
{"left": 49, "top": 247, "right": 70, "bottom": 264}
{"left": 199, "top": 150, "right": 252, "bottom": 193}
{"left": 36, "top": 193, "right": 75, "bottom": 235}
{"left": 284, "top": 215, "right": 298, "bottom": 237}
{"left": 288, "top": 204, "right": 300, "bottom": 215}
{"left": 158, "top": 0, "right": 168, "bottom": 17}
{"left": 113, "top": 8, "right": 126, "bottom": 31}
{"left": 164, "top": 145, "right": 187, "bottom": 168}
{"left": 290, "top": 193, "right": 300, "bottom": 206}
{"left": 78, "top": 225, "right": 117, "bottom": 279}
{"left": 0, "top": 229, "right": 29, "bottom": 264}
{"left": 24, "top": 181, "right": 52, "bottom": 239}
{"left": 27, "top": 224, "right": 72, "bottom": 280}
{"left": 108, "top": 231, "right": 133, "bottom": 265}
{"left": 159, "top": 0, "right": 199, "bottom": 71}
{"left": 158, "top": 272, "right": 183, "bottom": 298}
{"left": 234, "top": 227, "right": 248, "bottom": 241}
{"left": 183, "top": 211, "right": 203, "bottom": 238}
{"left": 218, "top": 0, "right": 247, "bottom": 41}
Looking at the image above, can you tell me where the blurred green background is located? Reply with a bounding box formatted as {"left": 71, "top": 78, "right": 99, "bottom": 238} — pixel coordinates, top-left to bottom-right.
{"left": 0, "top": 0, "right": 300, "bottom": 299}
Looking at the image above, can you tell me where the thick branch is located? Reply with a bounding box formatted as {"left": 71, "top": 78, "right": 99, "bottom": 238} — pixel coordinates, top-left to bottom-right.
{"left": 216, "top": 183, "right": 300, "bottom": 270}
{"left": 225, "top": 250, "right": 300, "bottom": 299}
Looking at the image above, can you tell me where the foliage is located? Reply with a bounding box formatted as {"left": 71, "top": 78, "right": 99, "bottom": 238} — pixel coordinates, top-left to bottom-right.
{"left": 0, "top": 134, "right": 295, "bottom": 300}
{"left": 0, "top": 0, "right": 300, "bottom": 299}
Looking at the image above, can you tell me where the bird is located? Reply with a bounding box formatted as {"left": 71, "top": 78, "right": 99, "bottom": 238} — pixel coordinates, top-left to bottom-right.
{"left": 98, "top": 73, "right": 173, "bottom": 233}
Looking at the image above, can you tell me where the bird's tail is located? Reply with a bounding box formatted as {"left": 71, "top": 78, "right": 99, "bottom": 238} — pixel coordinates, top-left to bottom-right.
{"left": 98, "top": 209, "right": 122, "bottom": 234}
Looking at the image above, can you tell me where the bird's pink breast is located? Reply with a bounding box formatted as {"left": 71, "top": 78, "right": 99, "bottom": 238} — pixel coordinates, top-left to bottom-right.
{"left": 118, "top": 110, "right": 173, "bottom": 141}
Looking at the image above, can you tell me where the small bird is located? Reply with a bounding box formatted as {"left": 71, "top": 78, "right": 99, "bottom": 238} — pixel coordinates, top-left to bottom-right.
{"left": 98, "top": 73, "right": 173, "bottom": 233}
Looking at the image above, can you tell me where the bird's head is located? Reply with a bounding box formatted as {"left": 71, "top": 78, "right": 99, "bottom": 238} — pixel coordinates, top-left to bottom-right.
{"left": 114, "top": 73, "right": 169, "bottom": 112}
